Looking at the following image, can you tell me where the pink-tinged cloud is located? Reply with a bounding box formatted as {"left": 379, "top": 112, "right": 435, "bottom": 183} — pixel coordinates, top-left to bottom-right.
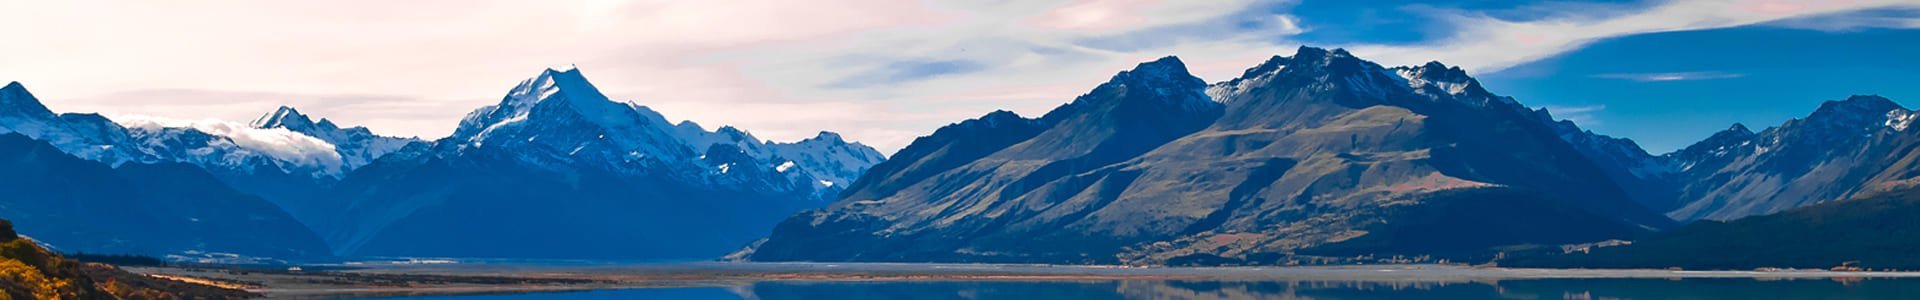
{"left": 1749, "top": 1, "right": 1810, "bottom": 14}
{"left": 1027, "top": 0, "right": 1160, "bottom": 32}
{"left": 7, "top": 0, "right": 1916, "bottom": 154}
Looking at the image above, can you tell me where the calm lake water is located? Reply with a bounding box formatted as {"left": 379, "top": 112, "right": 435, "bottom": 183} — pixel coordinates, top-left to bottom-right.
{"left": 371, "top": 278, "right": 1920, "bottom": 299}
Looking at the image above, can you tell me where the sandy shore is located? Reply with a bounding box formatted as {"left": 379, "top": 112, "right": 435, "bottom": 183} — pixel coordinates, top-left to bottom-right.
{"left": 123, "top": 263, "right": 1920, "bottom": 299}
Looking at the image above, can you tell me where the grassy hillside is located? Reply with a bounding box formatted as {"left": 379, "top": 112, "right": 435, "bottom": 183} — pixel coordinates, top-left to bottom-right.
{"left": 1510, "top": 188, "right": 1920, "bottom": 270}
{"left": 0, "top": 218, "right": 254, "bottom": 299}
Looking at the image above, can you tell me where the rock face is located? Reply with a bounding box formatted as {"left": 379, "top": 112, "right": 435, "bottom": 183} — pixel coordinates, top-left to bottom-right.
{"left": 0, "top": 218, "right": 14, "bottom": 242}
{"left": 0, "top": 82, "right": 152, "bottom": 165}
{"left": 0, "top": 81, "right": 422, "bottom": 226}
{"left": 0, "top": 133, "right": 329, "bottom": 260}
{"left": 0, "top": 81, "right": 418, "bottom": 180}
{"left": 225, "top": 106, "right": 424, "bottom": 225}
{"left": 322, "top": 67, "right": 885, "bottom": 259}
{"left": 251, "top": 106, "right": 420, "bottom": 172}
{"left": 1514, "top": 187, "right": 1920, "bottom": 270}
{"left": 740, "top": 47, "right": 1669, "bottom": 265}
{"left": 1662, "top": 95, "right": 1920, "bottom": 221}
{"left": 0, "top": 67, "right": 884, "bottom": 261}
{"left": 0, "top": 217, "right": 256, "bottom": 299}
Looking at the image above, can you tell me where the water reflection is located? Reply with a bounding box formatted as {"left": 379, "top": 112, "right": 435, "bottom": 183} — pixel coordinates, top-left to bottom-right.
{"left": 381, "top": 277, "right": 1920, "bottom": 299}
{"left": 738, "top": 278, "right": 1920, "bottom": 300}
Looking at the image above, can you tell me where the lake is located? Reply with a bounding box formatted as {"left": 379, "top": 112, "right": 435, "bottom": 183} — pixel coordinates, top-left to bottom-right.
{"left": 371, "top": 277, "right": 1920, "bottom": 299}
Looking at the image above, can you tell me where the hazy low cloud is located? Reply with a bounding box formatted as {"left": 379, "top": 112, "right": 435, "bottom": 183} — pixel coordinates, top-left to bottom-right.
{"left": 1592, "top": 71, "right": 1747, "bottom": 82}
{"left": 58, "top": 89, "right": 470, "bottom": 139}
{"left": 113, "top": 114, "right": 346, "bottom": 171}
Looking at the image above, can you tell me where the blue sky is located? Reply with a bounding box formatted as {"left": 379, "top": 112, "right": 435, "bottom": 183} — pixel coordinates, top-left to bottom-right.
{"left": 1278, "top": 0, "right": 1920, "bottom": 153}
{"left": 2, "top": 0, "right": 1917, "bottom": 153}
{"left": 1250, "top": 0, "right": 1920, "bottom": 153}
{"left": 1481, "top": 25, "right": 1920, "bottom": 152}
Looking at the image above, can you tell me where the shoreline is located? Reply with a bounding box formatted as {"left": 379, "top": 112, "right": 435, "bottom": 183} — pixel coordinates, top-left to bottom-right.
{"left": 125, "top": 263, "right": 1920, "bottom": 299}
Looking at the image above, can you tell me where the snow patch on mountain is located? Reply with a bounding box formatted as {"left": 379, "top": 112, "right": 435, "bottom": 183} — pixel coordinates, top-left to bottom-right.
{"left": 114, "top": 114, "right": 345, "bottom": 173}
{"left": 1887, "top": 109, "right": 1916, "bottom": 131}
{"left": 442, "top": 66, "right": 886, "bottom": 200}
{"left": 250, "top": 106, "right": 419, "bottom": 170}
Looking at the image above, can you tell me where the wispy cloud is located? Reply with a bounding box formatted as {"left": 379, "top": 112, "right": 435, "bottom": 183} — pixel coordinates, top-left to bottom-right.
{"left": 1764, "top": 7, "right": 1920, "bottom": 32}
{"left": 1592, "top": 71, "right": 1746, "bottom": 82}
{"left": 1344, "top": 0, "right": 1920, "bottom": 72}
{"left": 826, "top": 59, "right": 987, "bottom": 89}
{"left": 4, "top": 0, "right": 1917, "bottom": 153}
{"left": 1542, "top": 104, "right": 1606, "bottom": 126}
{"left": 0, "top": 0, "right": 1299, "bottom": 152}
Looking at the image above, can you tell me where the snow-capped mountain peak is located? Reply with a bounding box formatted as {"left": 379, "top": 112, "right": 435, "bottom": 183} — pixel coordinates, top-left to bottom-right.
{"left": 1804, "top": 95, "right": 1905, "bottom": 131}
{"left": 449, "top": 66, "right": 687, "bottom": 160}
{"left": 1394, "top": 61, "right": 1484, "bottom": 96}
{"left": 761, "top": 130, "right": 886, "bottom": 188}
{"left": 0, "top": 82, "right": 151, "bottom": 164}
{"left": 251, "top": 106, "right": 317, "bottom": 129}
{"left": 1888, "top": 109, "right": 1916, "bottom": 131}
{"left": 115, "top": 114, "right": 347, "bottom": 176}
{"left": 1067, "top": 55, "right": 1214, "bottom": 115}
{"left": 804, "top": 131, "right": 845, "bottom": 144}
{"left": 247, "top": 106, "right": 419, "bottom": 172}
{"left": 440, "top": 66, "right": 885, "bottom": 199}
{"left": 1726, "top": 123, "right": 1753, "bottom": 134}
{"left": 1, "top": 82, "right": 56, "bottom": 119}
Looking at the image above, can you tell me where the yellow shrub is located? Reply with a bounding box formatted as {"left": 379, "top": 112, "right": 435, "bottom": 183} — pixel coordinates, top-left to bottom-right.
{"left": 0, "top": 259, "right": 73, "bottom": 300}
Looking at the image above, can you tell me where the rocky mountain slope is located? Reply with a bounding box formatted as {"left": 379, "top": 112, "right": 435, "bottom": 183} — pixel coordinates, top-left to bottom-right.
{"left": 2, "top": 67, "right": 881, "bottom": 260}
{"left": 0, "top": 133, "right": 329, "bottom": 260}
{"left": 740, "top": 47, "right": 1671, "bottom": 265}
{"left": 0, "top": 218, "right": 254, "bottom": 299}
{"left": 1513, "top": 187, "right": 1920, "bottom": 270}
{"left": 322, "top": 66, "right": 883, "bottom": 259}
{"left": 251, "top": 106, "right": 419, "bottom": 171}
{"left": 1, "top": 82, "right": 422, "bottom": 225}
{"left": 0, "top": 81, "right": 416, "bottom": 181}
{"left": 1662, "top": 95, "right": 1920, "bottom": 221}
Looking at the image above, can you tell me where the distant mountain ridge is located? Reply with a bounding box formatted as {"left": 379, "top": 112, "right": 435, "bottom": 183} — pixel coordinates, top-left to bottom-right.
{"left": 1660, "top": 95, "right": 1920, "bottom": 221}
{"left": 1512, "top": 187, "right": 1920, "bottom": 270}
{"left": 740, "top": 47, "right": 1669, "bottom": 265}
{"left": 0, "top": 217, "right": 256, "bottom": 299}
{"left": 740, "top": 46, "right": 1920, "bottom": 265}
{"left": 0, "top": 81, "right": 423, "bottom": 180}
{"left": 252, "top": 105, "right": 419, "bottom": 172}
{"left": 322, "top": 66, "right": 884, "bottom": 259}
{"left": 0, "top": 133, "right": 328, "bottom": 260}
{"left": 3, "top": 49, "right": 1915, "bottom": 266}
{"left": 0, "top": 66, "right": 883, "bottom": 261}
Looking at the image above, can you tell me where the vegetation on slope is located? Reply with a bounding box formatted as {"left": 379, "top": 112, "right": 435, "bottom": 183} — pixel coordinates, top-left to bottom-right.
{"left": 0, "top": 218, "right": 254, "bottom": 299}
{"left": 1510, "top": 188, "right": 1920, "bottom": 270}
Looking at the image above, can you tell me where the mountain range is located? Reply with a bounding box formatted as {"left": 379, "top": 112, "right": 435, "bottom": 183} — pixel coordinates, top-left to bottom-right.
{"left": 319, "top": 67, "right": 884, "bottom": 259}
{"left": 2, "top": 46, "right": 1916, "bottom": 266}
{"left": 738, "top": 47, "right": 1672, "bottom": 264}
{"left": 0, "top": 218, "right": 253, "bottom": 299}
{"left": 0, "top": 67, "right": 883, "bottom": 260}
{"left": 1511, "top": 187, "right": 1920, "bottom": 270}
{"left": 737, "top": 46, "right": 1920, "bottom": 265}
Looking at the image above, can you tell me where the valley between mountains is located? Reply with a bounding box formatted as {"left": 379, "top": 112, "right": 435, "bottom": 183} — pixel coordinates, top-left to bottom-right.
{"left": 4, "top": 46, "right": 1919, "bottom": 270}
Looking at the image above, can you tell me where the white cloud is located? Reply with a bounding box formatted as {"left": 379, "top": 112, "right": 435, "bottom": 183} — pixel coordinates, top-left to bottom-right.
{"left": 111, "top": 114, "right": 345, "bottom": 170}
{"left": 3, "top": 0, "right": 1915, "bottom": 154}
{"left": 1542, "top": 104, "right": 1607, "bottom": 126}
{"left": 1344, "top": 0, "right": 1920, "bottom": 72}
{"left": 0, "top": 0, "right": 1296, "bottom": 153}
{"left": 1593, "top": 71, "right": 1746, "bottom": 82}
{"left": 1765, "top": 7, "right": 1920, "bottom": 31}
